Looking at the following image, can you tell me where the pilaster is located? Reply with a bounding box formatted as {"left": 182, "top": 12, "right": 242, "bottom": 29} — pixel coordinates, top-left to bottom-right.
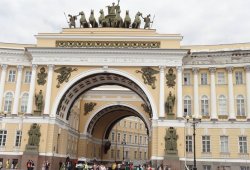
{"left": 12, "top": 65, "right": 23, "bottom": 115}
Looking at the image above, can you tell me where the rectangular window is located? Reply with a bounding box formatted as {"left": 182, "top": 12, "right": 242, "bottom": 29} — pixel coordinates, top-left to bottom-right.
{"left": 139, "top": 136, "right": 142, "bottom": 144}
{"left": 129, "top": 122, "right": 132, "bottom": 128}
{"left": 144, "top": 152, "right": 147, "bottom": 159}
{"left": 123, "top": 134, "right": 127, "bottom": 142}
{"left": 15, "top": 130, "right": 22, "bottom": 147}
{"left": 240, "top": 166, "right": 250, "bottom": 170}
{"left": 186, "top": 135, "right": 193, "bottom": 152}
{"left": 201, "top": 73, "right": 208, "bottom": 85}
{"left": 24, "top": 70, "right": 32, "bottom": 83}
{"left": 235, "top": 71, "right": 243, "bottom": 84}
{"left": 135, "top": 123, "right": 137, "bottom": 129}
{"left": 0, "top": 130, "right": 7, "bottom": 146}
{"left": 184, "top": 98, "right": 191, "bottom": 116}
{"left": 135, "top": 136, "right": 138, "bottom": 144}
{"left": 184, "top": 73, "right": 191, "bottom": 85}
{"left": 217, "top": 72, "right": 225, "bottom": 84}
{"left": 125, "top": 151, "right": 128, "bottom": 159}
{"left": 117, "top": 150, "right": 120, "bottom": 158}
{"left": 239, "top": 136, "right": 247, "bottom": 154}
{"left": 201, "top": 98, "right": 209, "bottom": 116}
{"left": 134, "top": 151, "right": 137, "bottom": 159}
{"left": 129, "top": 135, "right": 132, "bottom": 144}
{"left": 220, "top": 136, "right": 228, "bottom": 153}
{"left": 111, "top": 132, "right": 115, "bottom": 142}
{"left": 117, "top": 133, "right": 120, "bottom": 143}
{"left": 202, "top": 136, "right": 210, "bottom": 152}
{"left": 139, "top": 152, "right": 142, "bottom": 159}
{"left": 203, "top": 165, "right": 211, "bottom": 170}
{"left": 144, "top": 136, "right": 147, "bottom": 144}
{"left": 111, "top": 149, "right": 114, "bottom": 158}
{"left": 8, "top": 70, "right": 16, "bottom": 82}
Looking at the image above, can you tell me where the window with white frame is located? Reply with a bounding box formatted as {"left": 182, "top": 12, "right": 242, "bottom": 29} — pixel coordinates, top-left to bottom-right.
{"left": 4, "top": 92, "right": 13, "bottom": 112}
{"left": 111, "top": 132, "right": 115, "bottom": 142}
{"left": 235, "top": 71, "right": 243, "bottom": 84}
{"left": 203, "top": 165, "right": 211, "bottom": 170}
{"left": 8, "top": 70, "right": 16, "bottom": 82}
{"left": 0, "top": 130, "right": 7, "bottom": 146}
{"left": 21, "top": 93, "right": 29, "bottom": 113}
{"left": 123, "top": 134, "right": 127, "bottom": 142}
{"left": 201, "top": 95, "right": 209, "bottom": 116}
{"left": 218, "top": 95, "right": 227, "bottom": 115}
{"left": 111, "top": 149, "right": 114, "bottom": 158}
{"left": 129, "top": 134, "right": 132, "bottom": 143}
{"left": 237, "top": 95, "right": 245, "bottom": 116}
{"left": 186, "top": 135, "right": 193, "bottom": 152}
{"left": 24, "top": 70, "right": 32, "bottom": 83}
{"left": 239, "top": 136, "right": 247, "bottom": 154}
{"left": 183, "top": 73, "right": 191, "bottom": 85}
{"left": 184, "top": 96, "right": 191, "bottom": 116}
{"left": 135, "top": 135, "right": 138, "bottom": 144}
{"left": 217, "top": 72, "right": 225, "bottom": 84}
{"left": 201, "top": 73, "right": 208, "bottom": 85}
{"left": 15, "top": 130, "right": 22, "bottom": 147}
{"left": 220, "top": 136, "right": 229, "bottom": 153}
{"left": 202, "top": 136, "right": 210, "bottom": 152}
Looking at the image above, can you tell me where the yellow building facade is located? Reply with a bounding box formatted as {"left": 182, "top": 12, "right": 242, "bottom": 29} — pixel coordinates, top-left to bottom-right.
{"left": 0, "top": 27, "right": 250, "bottom": 170}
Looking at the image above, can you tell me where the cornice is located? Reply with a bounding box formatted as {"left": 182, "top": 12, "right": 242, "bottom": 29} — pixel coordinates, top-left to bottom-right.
{"left": 26, "top": 47, "right": 188, "bottom": 66}
{"left": 0, "top": 48, "right": 31, "bottom": 66}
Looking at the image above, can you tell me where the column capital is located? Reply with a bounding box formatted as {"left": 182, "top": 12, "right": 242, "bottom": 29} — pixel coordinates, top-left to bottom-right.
{"left": 1, "top": 64, "right": 8, "bottom": 70}
{"left": 245, "top": 65, "right": 250, "bottom": 72}
{"left": 226, "top": 66, "right": 233, "bottom": 73}
{"left": 48, "top": 64, "right": 55, "bottom": 70}
{"left": 176, "top": 66, "right": 182, "bottom": 72}
{"left": 32, "top": 64, "right": 38, "bottom": 70}
{"left": 209, "top": 67, "right": 216, "bottom": 73}
{"left": 192, "top": 67, "right": 199, "bottom": 74}
{"left": 159, "top": 66, "right": 166, "bottom": 70}
{"left": 17, "top": 65, "right": 24, "bottom": 71}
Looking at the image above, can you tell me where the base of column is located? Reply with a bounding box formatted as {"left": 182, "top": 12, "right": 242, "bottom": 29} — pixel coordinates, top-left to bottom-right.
{"left": 176, "top": 116, "right": 184, "bottom": 121}
{"left": 210, "top": 118, "right": 218, "bottom": 121}
{"left": 228, "top": 118, "right": 236, "bottom": 121}
{"left": 10, "top": 114, "right": 18, "bottom": 117}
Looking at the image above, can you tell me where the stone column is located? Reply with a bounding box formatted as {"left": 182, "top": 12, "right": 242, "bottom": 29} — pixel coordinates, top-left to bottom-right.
{"left": 0, "top": 64, "right": 7, "bottom": 112}
{"left": 176, "top": 66, "right": 183, "bottom": 118}
{"left": 44, "top": 65, "right": 54, "bottom": 115}
{"left": 245, "top": 66, "right": 250, "bottom": 120}
{"left": 27, "top": 64, "right": 37, "bottom": 114}
{"left": 193, "top": 68, "right": 199, "bottom": 118}
{"left": 227, "top": 66, "right": 235, "bottom": 120}
{"left": 209, "top": 67, "right": 217, "bottom": 120}
{"left": 12, "top": 65, "right": 23, "bottom": 115}
{"left": 159, "top": 66, "right": 165, "bottom": 118}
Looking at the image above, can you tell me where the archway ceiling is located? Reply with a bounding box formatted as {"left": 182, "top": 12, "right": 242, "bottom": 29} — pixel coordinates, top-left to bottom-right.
{"left": 57, "top": 73, "right": 152, "bottom": 120}
{"left": 87, "top": 105, "right": 150, "bottom": 139}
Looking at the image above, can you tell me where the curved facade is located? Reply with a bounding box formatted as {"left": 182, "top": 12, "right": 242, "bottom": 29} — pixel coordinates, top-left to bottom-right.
{"left": 0, "top": 28, "right": 250, "bottom": 170}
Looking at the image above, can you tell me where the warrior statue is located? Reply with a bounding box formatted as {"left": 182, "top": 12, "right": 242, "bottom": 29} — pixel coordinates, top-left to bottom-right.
{"left": 79, "top": 11, "right": 89, "bottom": 28}
{"left": 123, "top": 10, "right": 131, "bottom": 28}
{"left": 106, "top": 0, "right": 120, "bottom": 15}
{"left": 165, "top": 91, "right": 175, "bottom": 115}
{"left": 141, "top": 14, "right": 153, "bottom": 29}
{"left": 68, "top": 14, "right": 77, "bottom": 28}
{"left": 28, "top": 123, "right": 41, "bottom": 146}
{"left": 89, "top": 10, "right": 99, "bottom": 28}
{"left": 35, "top": 90, "right": 43, "bottom": 112}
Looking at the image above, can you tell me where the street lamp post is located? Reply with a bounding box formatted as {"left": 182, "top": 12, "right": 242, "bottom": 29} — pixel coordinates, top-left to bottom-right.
{"left": 186, "top": 117, "right": 201, "bottom": 170}
{"left": 121, "top": 138, "right": 126, "bottom": 161}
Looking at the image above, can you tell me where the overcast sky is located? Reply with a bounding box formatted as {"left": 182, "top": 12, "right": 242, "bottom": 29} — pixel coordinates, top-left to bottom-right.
{"left": 1, "top": 0, "right": 250, "bottom": 45}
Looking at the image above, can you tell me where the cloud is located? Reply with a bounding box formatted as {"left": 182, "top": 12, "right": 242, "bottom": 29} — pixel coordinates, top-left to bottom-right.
{"left": 0, "top": 0, "right": 250, "bottom": 45}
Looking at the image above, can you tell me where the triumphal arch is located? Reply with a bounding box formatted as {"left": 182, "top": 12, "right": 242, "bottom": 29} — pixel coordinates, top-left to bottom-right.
{"left": 1, "top": 2, "right": 250, "bottom": 170}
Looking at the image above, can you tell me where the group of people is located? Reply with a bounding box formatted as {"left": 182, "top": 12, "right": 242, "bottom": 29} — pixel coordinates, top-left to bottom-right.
{"left": 3, "top": 159, "right": 18, "bottom": 169}
{"left": 42, "top": 160, "right": 50, "bottom": 170}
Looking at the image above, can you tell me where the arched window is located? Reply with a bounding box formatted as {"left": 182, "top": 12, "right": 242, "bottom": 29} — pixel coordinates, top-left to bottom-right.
{"left": 201, "top": 95, "right": 209, "bottom": 116}
{"left": 218, "top": 95, "right": 227, "bottom": 115}
{"left": 4, "top": 92, "right": 13, "bottom": 112}
{"left": 237, "top": 95, "right": 245, "bottom": 116}
{"left": 21, "top": 93, "right": 29, "bottom": 113}
{"left": 184, "top": 96, "right": 191, "bottom": 116}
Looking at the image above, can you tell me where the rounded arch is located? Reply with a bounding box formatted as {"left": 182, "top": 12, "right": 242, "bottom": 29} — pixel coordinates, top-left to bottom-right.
{"left": 51, "top": 68, "right": 157, "bottom": 120}
{"left": 83, "top": 103, "right": 152, "bottom": 138}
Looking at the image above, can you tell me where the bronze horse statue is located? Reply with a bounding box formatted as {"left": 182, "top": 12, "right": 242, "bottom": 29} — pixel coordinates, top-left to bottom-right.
{"left": 89, "top": 10, "right": 98, "bottom": 28}
{"left": 114, "top": 9, "right": 123, "bottom": 28}
{"left": 132, "top": 12, "right": 142, "bottom": 29}
{"left": 99, "top": 9, "right": 108, "bottom": 27}
{"left": 123, "top": 10, "right": 131, "bottom": 28}
{"left": 79, "top": 11, "right": 89, "bottom": 28}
